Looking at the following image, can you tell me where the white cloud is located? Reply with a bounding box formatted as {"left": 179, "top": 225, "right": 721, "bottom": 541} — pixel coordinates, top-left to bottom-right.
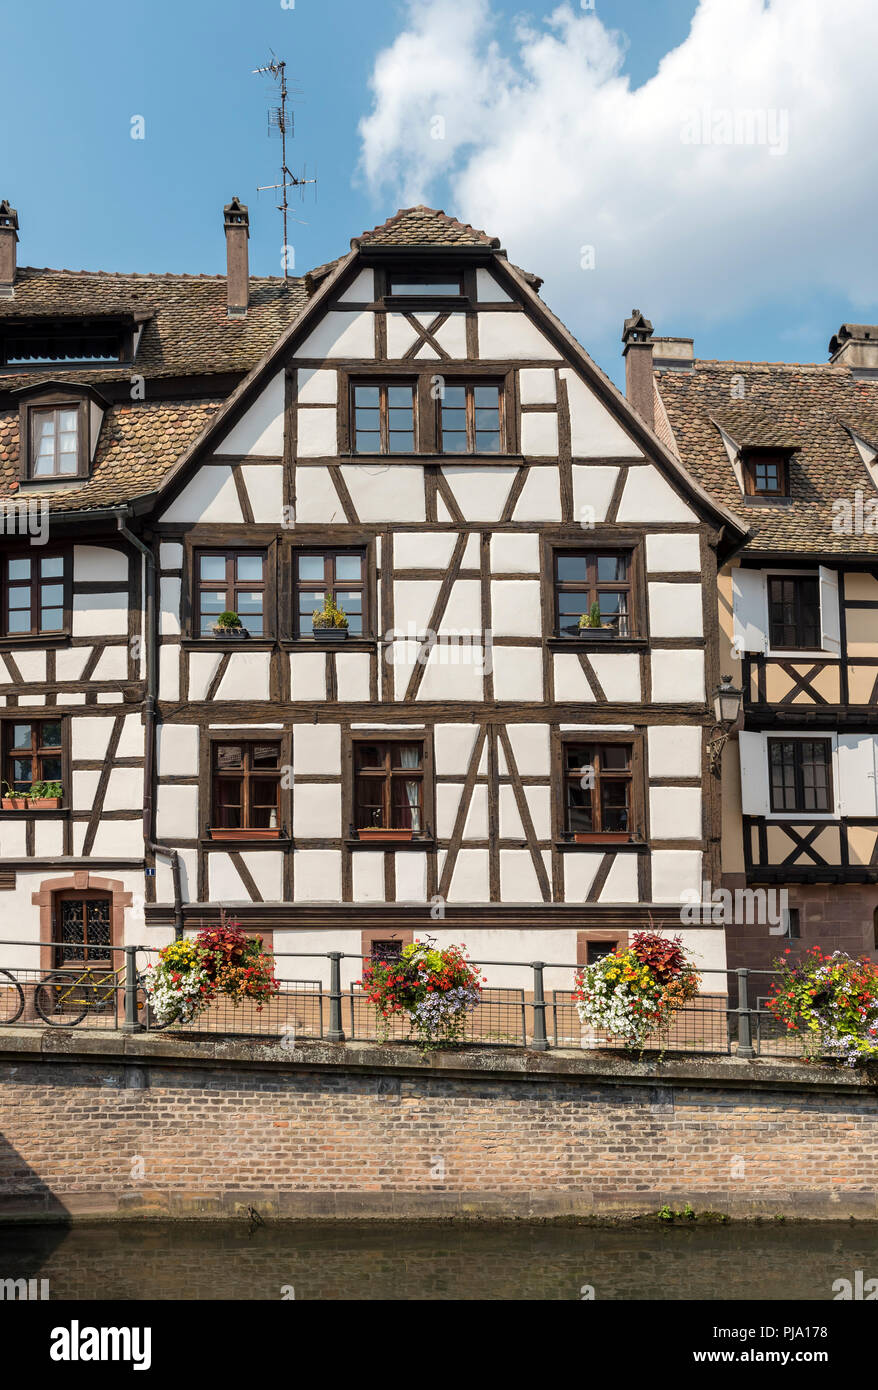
{"left": 358, "top": 0, "right": 878, "bottom": 348}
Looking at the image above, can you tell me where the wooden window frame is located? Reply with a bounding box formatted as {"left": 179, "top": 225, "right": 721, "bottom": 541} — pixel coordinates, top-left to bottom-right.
{"left": 548, "top": 538, "right": 644, "bottom": 641}
{"left": 291, "top": 545, "right": 369, "bottom": 640}
{"left": 742, "top": 449, "right": 790, "bottom": 497}
{"left": 3, "top": 716, "right": 66, "bottom": 800}
{"left": 361, "top": 928, "right": 414, "bottom": 964}
{"left": 2, "top": 321, "right": 129, "bottom": 369}
{"left": 1, "top": 547, "right": 70, "bottom": 639}
{"left": 190, "top": 545, "right": 271, "bottom": 640}
{"left": 19, "top": 396, "right": 89, "bottom": 481}
{"left": 437, "top": 378, "right": 505, "bottom": 456}
{"left": 577, "top": 930, "right": 629, "bottom": 968}
{"left": 350, "top": 378, "right": 418, "bottom": 456}
{"left": 209, "top": 738, "right": 284, "bottom": 839}
{"left": 767, "top": 736, "right": 834, "bottom": 814}
{"left": 563, "top": 740, "right": 634, "bottom": 842}
{"left": 767, "top": 574, "right": 820, "bottom": 651}
{"left": 345, "top": 730, "right": 435, "bottom": 844}
{"left": 554, "top": 728, "right": 644, "bottom": 846}
{"left": 376, "top": 265, "right": 472, "bottom": 309}
{"left": 553, "top": 547, "right": 636, "bottom": 639}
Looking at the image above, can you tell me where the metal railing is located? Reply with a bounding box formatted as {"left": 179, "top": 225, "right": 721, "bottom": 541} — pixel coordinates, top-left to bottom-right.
{"left": 0, "top": 937, "right": 804, "bottom": 1059}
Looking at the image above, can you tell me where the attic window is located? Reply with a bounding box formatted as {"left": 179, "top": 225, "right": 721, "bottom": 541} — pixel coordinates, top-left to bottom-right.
{"left": 742, "top": 448, "right": 789, "bottom": 497}
{"left": 386, "top": 272, "right": 464, "bottom": 298}
{"left": 2, "top": 324, "right": 126, "bottom": 367}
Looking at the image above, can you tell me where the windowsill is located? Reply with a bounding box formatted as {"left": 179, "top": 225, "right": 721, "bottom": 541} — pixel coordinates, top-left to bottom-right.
{"left": 547, "top": 635, "right": 647, "bottom": 649}
{"left": 343, "top": 452, "right": 525, "bottom": 466}
{"left": 557, "top": 837, "right": 647, "bottom": 852}
{"left": 182, "top": 637, "right": 275, "bottom": 650}
{"left": 203, "top": 833, "right": 291, "bottom": 846}
{"left": 346, "top": 837, "right": 435, "bottom": 851}
{"left": 0, "top": 806, "right": 69, "bottom": 818}
{"left": 0, "top": 632, "right": 71, "bottom": 648}
{"left": 281, "top": 637, "right": 376, "bottom": 651}
{"left": 742, "top": 495, "right": 792, "bottom": 506}
{"left": 765, "top": 649, "right": 840, "bottom": 661}
{"left": 383, "top": 295, "right": 470, "bottom": 310}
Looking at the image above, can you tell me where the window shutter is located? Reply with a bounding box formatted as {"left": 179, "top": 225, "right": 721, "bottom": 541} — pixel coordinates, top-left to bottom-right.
{"left": 739, "top": 731, "right": 770, "bottom": 815}
{"left": 732, "top": 569, "right": 767, "bottom": 654}
{"left": 818, "top": 566, "right": 841, "bottom": 654}
{"left": 837, "top": 735, "right": 877, "bottom": 816}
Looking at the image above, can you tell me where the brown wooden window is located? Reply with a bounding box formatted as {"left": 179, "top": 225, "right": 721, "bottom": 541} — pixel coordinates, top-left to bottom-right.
{"left": 352, "top": 383, "right": 415, "bottom": 454}
{"left": 767, "top": 575, "right": 819, "bottom": 649}
{"left": 29, "top": 405, "right": 82, "bottom": 478}
{"left": 196, "top": 550, "right": 266, "bottom": 636}
{"left": 439, "top": 383, "right": 503, "bottom": 454}
{"left": 294, "top": 550, "right": 366, "bottom": 636}
{"left": 565, "top": 742, "right": 632, "bottom": 836}
{"left": 5, "top": 719, "right": 63, "bottom": 794}
{"left": 355, "top": 741, "right": 424, "bottom": 834}
{"left": 743, "top": 449, "right": 789, "bottom": 496}
{"left": 768, "top": 738, "right": 832, "bottom": 813}
{"left": 555, "top": 551, "right": 632, "bottom": 637}
{"left": 3, "top": 553, "right": 66, "bottom": 636}
{"left": 212, "top": 741, "right": 281, "bottom": 831}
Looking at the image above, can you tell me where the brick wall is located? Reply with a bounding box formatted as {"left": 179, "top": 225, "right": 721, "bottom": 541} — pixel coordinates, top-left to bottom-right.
{"left": 1, "top": 1034, "right": 877, "bottom": 1221}
{"left": 725, "top": 873, "right": 878, "bottom": 973}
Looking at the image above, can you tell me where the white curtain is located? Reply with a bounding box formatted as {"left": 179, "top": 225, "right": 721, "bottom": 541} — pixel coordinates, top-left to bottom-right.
{"left": 399, "top": 747, "right": 421, "bottom": 832}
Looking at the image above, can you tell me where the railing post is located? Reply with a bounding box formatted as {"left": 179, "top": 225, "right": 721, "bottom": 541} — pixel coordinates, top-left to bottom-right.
{"left": 122, "top": 946, "right": 143, "bottom": 1033}
{"left": 531, "top": 961, "right": 549, "bottom": 1051}
{"left": 327, "top": 952, "right": 345, "bottom": 1043}
{"left": 736, "top": 967, "right": 755, "bottom": 1058}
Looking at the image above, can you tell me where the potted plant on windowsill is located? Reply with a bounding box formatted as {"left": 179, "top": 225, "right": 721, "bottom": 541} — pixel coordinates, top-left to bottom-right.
{"left": 211, "top": 611, "right": 249, "bottom": 639}
{"left": 28, "top": 780, "right": 62, "bottom": 810}
{"left": 577, "top": 601, "right": 617, "bottom": 640}
{"left": 573, "top": 830, "right": 631, "bottom": 844}
{"left": 357, "top": 827, "right": 414, "bottom": 842}
{"left": 2, "top": 783, "right": 29, "bottom": 811}
{"left": 312, "top": 593, "right": 349, "bottom": 642}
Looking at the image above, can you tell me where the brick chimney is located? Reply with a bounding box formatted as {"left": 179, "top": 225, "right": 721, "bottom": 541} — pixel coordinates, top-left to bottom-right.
{"left": 0, "top": 200, "right": 19, "bottom": 299}
{"left": 224, "top": 197, "right": 249, "bottom": 318}
{"left": 829, "top": 324, "right": 878, "bottom": 377}
{"left": 621, "top": 309, "right": 655, "bottom": 430}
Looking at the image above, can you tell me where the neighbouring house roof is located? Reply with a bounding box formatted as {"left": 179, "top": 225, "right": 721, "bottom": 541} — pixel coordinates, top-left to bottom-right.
{"left": 656, "top": 360, "right": 878, "bottom": 557}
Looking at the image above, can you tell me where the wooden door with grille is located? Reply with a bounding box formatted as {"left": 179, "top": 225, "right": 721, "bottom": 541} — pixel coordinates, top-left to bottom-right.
{"left": 52, "top": 890, "right": 112, "bottom": 970}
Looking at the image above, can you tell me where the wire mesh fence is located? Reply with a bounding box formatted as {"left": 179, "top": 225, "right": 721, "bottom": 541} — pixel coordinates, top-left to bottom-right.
{"left": 0, "top": 941, "right": 829, "bottom": 1061}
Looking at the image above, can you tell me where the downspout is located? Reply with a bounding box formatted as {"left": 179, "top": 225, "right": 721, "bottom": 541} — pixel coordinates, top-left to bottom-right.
{"left": 116, "top": 514, "right": 184, "bottom": 941}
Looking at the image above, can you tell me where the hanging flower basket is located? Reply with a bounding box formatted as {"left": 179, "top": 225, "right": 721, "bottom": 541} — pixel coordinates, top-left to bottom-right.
{"left": 142, "top": 924, "right": 279, "bottom": 1026}
{"left": 357, "top": 938, "right": 484, "bottom": 1049}
{"left": 573, "top": 931, "right": 699, "bottom": 1055}
{"left": 766, "top": 946, "right": 878, "bottom": 1066}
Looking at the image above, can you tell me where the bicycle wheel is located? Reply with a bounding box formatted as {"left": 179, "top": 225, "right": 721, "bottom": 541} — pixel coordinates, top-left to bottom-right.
{"left": 33, "top": 971, "right": 90, "bottom": 1026}
{"left": 0, "top": 968, "right": 25, "bottom": 1025}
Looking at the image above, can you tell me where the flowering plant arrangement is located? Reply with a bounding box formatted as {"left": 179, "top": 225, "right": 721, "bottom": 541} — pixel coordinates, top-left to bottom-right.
{"left": 766, "top": 946, "right": 878, "bottom": 1066}
{"left": 573, "top": 930, "right": 700, "bottom": 1052}
{"left": 142, "top": 924, "right": 279, "bottom": 1026}
{"left": 357, "top": 938, "right": 484, "bottom": 1047}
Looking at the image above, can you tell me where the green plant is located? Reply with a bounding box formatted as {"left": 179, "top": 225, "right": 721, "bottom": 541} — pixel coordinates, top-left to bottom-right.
{"left": 767, "top": 946, "right": 878, "bottom": 1065}
{"left": 215, "top": 610, "right": 243, "bottom": 629}
{"left": 312, "top": 593, "right": 349, "bottom": 630}
{"left": 657, "top": 1202, "right": 696, "bottom": 1223}
{"left": 29, "top": 781, "right": 62, "bottom": 800}
{"left": 579, "top": 601, "right": 603, "bottom": 629}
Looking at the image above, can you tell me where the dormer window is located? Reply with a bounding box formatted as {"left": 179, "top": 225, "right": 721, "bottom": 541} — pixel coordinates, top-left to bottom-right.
{"left": 1, "top": 320, "right": 129, "bottom": 367}
{"left": 742, "top": 448, "right": 789, "bottom": 497}
{"left": 387, "top": 273, "right": 463, "bottom": 297}
{"left": 16, "top": 383, "right": 107, "bottom": 483}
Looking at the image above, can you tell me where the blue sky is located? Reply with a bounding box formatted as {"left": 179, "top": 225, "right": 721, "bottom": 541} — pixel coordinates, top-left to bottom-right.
{"left": 2, "top": 0, "right": 876, "bottom": 386}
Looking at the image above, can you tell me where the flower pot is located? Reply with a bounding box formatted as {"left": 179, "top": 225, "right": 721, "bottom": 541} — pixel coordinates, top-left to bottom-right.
{"left": 211, "top": 626, "right": 249, "bottom": 639}
{"left": 313, "top": 627, "right": 349, "bottom": 641}
{"left": 30, "top": 797, "right": 62, "bottom": 810}
{"left": 209, "top": 828, "right": 281, "bottom": 841}
{"left": 576, "top": 628, "right": 617, "bottom": 639}
{"left": 1, "top": 797, "right": 28, "bottom": 810}
{"left": 574, "top": 831, "right": 630, "bottom": 844}
{"left": 357, "top": 827, "right": 413, "bottom": 841}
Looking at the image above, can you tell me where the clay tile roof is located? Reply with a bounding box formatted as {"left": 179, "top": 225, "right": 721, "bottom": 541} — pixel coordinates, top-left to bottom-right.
{"left": 351, "top": 205, "right": 501, "bottom": 249}
{"left": 656, "top": 359, "right": 878, "bottom": 555}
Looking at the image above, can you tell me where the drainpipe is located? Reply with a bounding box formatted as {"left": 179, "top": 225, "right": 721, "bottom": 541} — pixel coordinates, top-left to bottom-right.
{"left": 116, "top": 514, "right": 184, "bottom": 941}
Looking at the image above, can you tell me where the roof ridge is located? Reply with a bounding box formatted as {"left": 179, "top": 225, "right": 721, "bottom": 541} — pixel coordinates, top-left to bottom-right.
{"left": 15, "top": 266, "right": 298, "bottom": 283}
{"left": 352, "top": 204, "right": 500, "bottom": 249}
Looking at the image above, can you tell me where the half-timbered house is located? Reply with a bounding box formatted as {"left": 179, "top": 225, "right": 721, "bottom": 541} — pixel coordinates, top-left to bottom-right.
{"left": 654, "top": 322, "right": 878, "bottom": 974}
{"left": 0, "top": 199, "right": 748, "bottom": 992}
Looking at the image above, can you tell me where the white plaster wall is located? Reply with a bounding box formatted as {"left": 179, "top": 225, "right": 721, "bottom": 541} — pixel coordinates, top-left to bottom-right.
{"left": 242, "top": 852, "right": 284, "bottom": 901}
{"left": 491, "top": 646, "right": 543, "bottom": 701}
{"left": 647, "top": 725, "right": 702, "bottom": 778}
{"left": 519, "top": 368, "right": 556, "bottom": 404}
{"left": 240, "top": 465, "right": 284, "bottom": 524}
{"left": 159, "top": 466, "right": 243, "bottom": 525}
{"left": 352, "top": 852, "right": 384, "bottom": 903}
{"left": 490, "top": 533, "right": 540, "bottom": 573}
{"left": 445, "top": 847, "right": 490, "bottom": 902}
{"left": 297, "top": 408, "right": 338, "bottom": 458}
{"left": 55, "top": 649, "right": 89, "bottom": 682}
{"left": 440, "top": 466, "right": 516, "bottom": 522}
{"left": 33, "top": 818, "right": 64, "bottom": 856}
{"left": 159, "top": 653, "right": 180, "bottom": 702}
{"left": 103, "top": 767, "right": 143, "bottom": 812}
{"left": 394, "top": 580, "right": 441, "bottom": 635}
{"left": 512, "top": 466, "right": 562, "bottom": 521}
{"left": 500, "top": 849, "right": 547, "bottom": 902}
{"left": 648, "top": 583, "right": 703, "bottom": 638}
{"left": 116, "top": 716, "right": 144, "bottom": 759}
{"left": 7, "top": 650, "right": 46, "bottom": 682}
{"left": 208, "top": 854, "right": 248, "bottom": 901}
{"left": 216, "top": 652, "right": 271, "bottom": 702}
{"left": 293, "top": 723, "right": 341, "bottom": 774}
{"left": 650, "top": 649, "right": 705, "bottom": 703}
{"left": 507, "top": 724, "right": 551, "bottom": 776}
{"left": 297, "top": 368, "right": 338, "bottom": 404}
{"left": 72, "top": 592, "right": 128, "bottom": 637}
{"left": 341, "top": 465, "right": 425, "bottom": 522}
{"left": 560, "top": 369, "right": 641, "bottom": 458}
{"left": 571, "top": 465, "right": 620, "bottom": 524}
{"left": 439, "top": 579, "right": 481, "bottom": 634}
{"left": 293, "top": 849, "right": 342, "bottom": 901}
{"left": 159, "top": 578, "right": 181, "bottom": 637}
{"left": 463, "top": 784, "right": 489, "bottom": 839}
{"left": 71, "top": 716, "right": 113, "bottom": 761}
{"left": 395, "top": 851, "right": 428, "bottom": 901}
{"left": 91, "top": 647, "right": 128, "bottom": 681}
{"left": 649, "top": 786, "right": 702, "bottom": 840}
{"left": 478, "top": 311, "right": 562, "bottom": 360}
{"left": 598, "top": 854, "right": 639, "bottom": 902}
{"left": 646, "top": 532, "right": 701, "bottom": 572}
{"left": 336, "top": 268, "right": 374, "bottom": 303}
{"left": 394, "top": 532, "right": 457, "bottom": 570}
{"left": 490, "top": 580, "right": 542, "bottom": 637}
{"left": 297, "top": 311, "right": 375, "bottom": 360}
{"left": 553, "top": 653, "right": 595, "bottom": 702}
{"left": 289, "top": 651, "right": 327, "bottom": 701}
{"left": 417, "top": 653, "right": 484, "bottom": 701}
{"left": 293, "top": 783, "right": 341, "bottom": 838}
{"left": 520, "top": 412, "right": 559, "bottom": 457}
{"left": 157, "top": 785, "right": 199, "bottom": 839}
{"left": 159, "top": 542, "right": 183, "bottom": 569}
{"left": 589, "top": 652, "right": 641, "bottom": 702}
{"left": 476, "top": 268, "right": 511, "bottom": 302}
{"left": 651, "top": 849, "right": 703, "bottom": 904}
{"left": 73, "top": 545, "right": 128, "bottom": 582}
{"left": 436, "top": 783, "right": 464, "bottom": 839}
{"left": 434, "top": 724, "right": 479, "bottom": 775}
{"left": 616, "top": 466, "right": 696, "bottom": 523}
{"left": 215, "top": 372, "right": 284, "bottom": 456}
{"left": 157, "top": 725, "right": 199, "bottom": 777}
{"left": 294, "top": 465, "right": 346, "bottom": 524}
{"left": 335, "top": 652, "right": 371, "bottom": 702}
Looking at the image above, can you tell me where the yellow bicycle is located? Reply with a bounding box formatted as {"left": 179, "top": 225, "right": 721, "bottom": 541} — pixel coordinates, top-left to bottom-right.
{"left": 33, "top": 964, "right": 122, "bottom": 1025}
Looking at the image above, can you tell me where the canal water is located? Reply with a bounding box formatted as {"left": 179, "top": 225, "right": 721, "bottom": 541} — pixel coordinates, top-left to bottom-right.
{"left": 1, "top": 1220, "right": 877, "bottom": 1299}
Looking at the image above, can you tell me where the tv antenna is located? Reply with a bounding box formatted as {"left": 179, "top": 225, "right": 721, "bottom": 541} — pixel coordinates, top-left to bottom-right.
{"left": 253, "top": 54, "right": 317, "bottom": 278}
